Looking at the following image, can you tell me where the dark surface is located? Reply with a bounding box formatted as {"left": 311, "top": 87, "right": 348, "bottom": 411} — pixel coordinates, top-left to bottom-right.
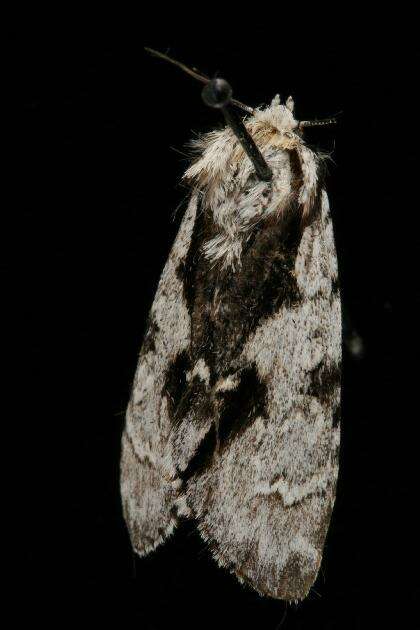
{"left": 16, "top": 18, "right": 419, "bottom": 629}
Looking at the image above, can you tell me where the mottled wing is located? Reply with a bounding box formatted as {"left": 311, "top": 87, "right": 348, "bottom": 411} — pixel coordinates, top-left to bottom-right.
{"left": 175, "top": 189, "right": 341, "bottom": 600}
{"left": 120, "top": 195, "right": 199, "bottom": 555}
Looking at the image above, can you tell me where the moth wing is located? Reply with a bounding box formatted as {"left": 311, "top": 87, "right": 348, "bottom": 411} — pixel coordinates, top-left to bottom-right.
{"left": 184, "top": 191, "right": 341, "bottom": 600}
{"left": 120, "top": 194, "right": 198, "bottom": 555}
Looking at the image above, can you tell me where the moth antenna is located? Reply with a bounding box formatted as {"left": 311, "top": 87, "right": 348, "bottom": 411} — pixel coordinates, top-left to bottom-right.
{"left": 202, "top": 78, "right": 273, "bottom": 182}
{"left": 298, "top": 115, "right": 341, "bottom": 130}
{"left": 145, "top": 47, "right": 254, "bottom": 115}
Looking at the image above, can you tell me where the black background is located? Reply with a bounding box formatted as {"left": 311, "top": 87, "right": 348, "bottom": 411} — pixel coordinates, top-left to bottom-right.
{"left": 16, "top": 17, "right": 419, "bottom": 629}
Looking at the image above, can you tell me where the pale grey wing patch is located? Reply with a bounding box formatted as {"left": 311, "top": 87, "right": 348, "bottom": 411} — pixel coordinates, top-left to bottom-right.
{"left": 183, "top": 192, "right": 341, "bottom": 601}
{"left": 120, "top": 430, "right": 180, "bottom": 555}
{"left": 120, "top": 194, "right": 198, "bottom": 554}
{"left": 171, "top": 408, "right": 212, "bottom": 476}
{"left": 295, "top": 191, "right": 339, "bottom": 303}
{"left": 185, "top": 415, "right": 338, "bottom": 599}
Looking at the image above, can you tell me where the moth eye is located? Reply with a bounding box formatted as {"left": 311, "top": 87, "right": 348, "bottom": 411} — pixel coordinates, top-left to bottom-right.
{"left": 294, "top": 122, "right": 304, "bottom": 136}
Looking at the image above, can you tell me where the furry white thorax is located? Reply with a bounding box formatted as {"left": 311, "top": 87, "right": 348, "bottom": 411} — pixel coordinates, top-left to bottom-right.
{"left": 183, "top": 96, "right": 320, "bottom": 269}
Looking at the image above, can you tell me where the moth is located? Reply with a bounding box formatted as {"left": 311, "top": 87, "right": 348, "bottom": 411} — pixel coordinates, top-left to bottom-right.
{"left": 121, "top": 50, "right": 341, "bottom": 601}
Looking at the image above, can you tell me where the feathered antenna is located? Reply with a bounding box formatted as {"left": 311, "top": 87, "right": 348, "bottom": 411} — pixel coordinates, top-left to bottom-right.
{"left": 299, "top": 115, "right": 341, "bottom": 129}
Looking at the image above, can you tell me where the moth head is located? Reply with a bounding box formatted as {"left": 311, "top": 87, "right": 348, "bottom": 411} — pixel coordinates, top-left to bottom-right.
{"left": 265, "top": 94, "right": 299, "bottom": 132}
{"left": 266, "top": 94, "right": 337, "bottom": 135}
